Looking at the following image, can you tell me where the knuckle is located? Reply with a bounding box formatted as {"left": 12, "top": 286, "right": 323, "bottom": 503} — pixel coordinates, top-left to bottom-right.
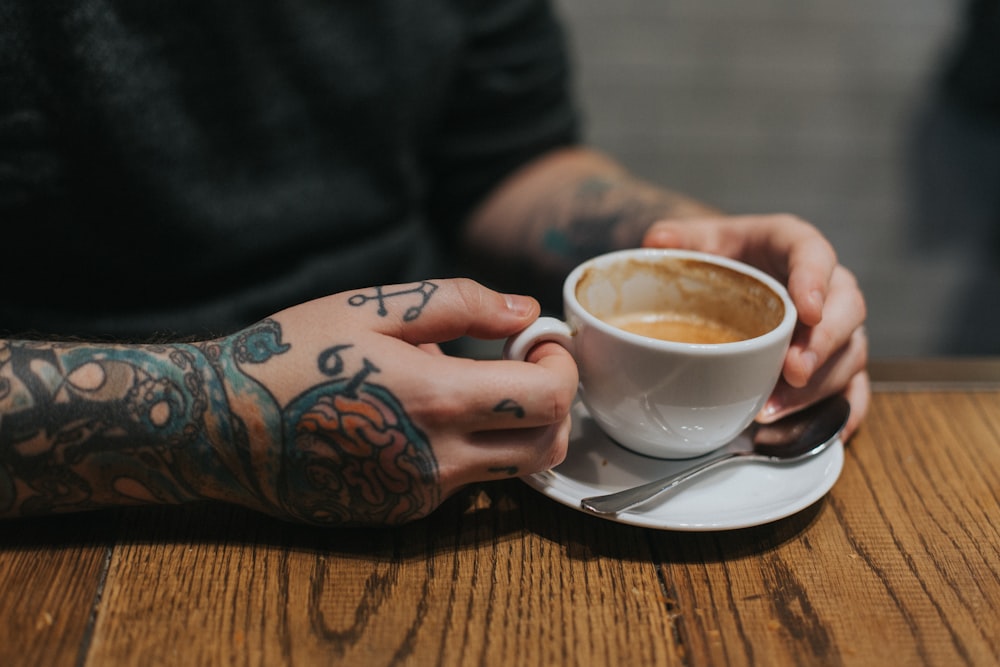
{"left": 542, "top": 419, "right": 571, "bottom": 469}
{"left": 820, "top": 236, "right": 837, "bottom": 260}
{"left": 417, "top": 386, "right": 465, "bottom": 426}
{"left": 545, "top": 438, "right": 569, "bottom": 470}
{"left": 809, "top": 233, "right": 837, "bottom": 262}
{"left": 769, "top": 213, "right": 812, "bottom": 235}
{"left": 835, "top": 265, "right": 868, "bottom": 322}
{"left": 548, "top": 389, "right": 574, "bottom": 425}
{"left": 855, "top": 292, "right": 868, "bottom": 323}
{"left": 778, "top": 212, "right": 807, "bottom": 227}
{"left": 835, "top": 263, "right": 860, "bottom": 288}
{"left": 853, "top": 328, "right": 870, "bottom": 372}
{"left": 451, "top": 277, "right": 487, "bottom": 313}
{"left": 811, "top": 324, "right": 838, "bottom": 356}
{"left": 540, "top": 373, "right": 577, "bottom": 424}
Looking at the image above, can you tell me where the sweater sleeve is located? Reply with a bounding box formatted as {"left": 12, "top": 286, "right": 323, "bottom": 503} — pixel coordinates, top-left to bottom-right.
{"left": 424, "top": 0, "right": 581, "bottom": 246}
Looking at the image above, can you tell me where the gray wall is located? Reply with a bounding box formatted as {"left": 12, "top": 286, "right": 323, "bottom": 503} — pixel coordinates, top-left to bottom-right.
{"left": 555, "top": 1, "right": 998, "bottom": 358}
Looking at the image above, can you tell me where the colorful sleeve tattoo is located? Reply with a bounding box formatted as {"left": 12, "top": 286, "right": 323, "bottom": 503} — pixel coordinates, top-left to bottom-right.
{"left": 0, "top": 319, "right": 439, "bottom": 526}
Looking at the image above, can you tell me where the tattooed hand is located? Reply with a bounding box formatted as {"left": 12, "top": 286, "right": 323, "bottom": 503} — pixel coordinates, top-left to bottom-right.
{"left": 0, "top": 279, "right": 577, "bottom": 526}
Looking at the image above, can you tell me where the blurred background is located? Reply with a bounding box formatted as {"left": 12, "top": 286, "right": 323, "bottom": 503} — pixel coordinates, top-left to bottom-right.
{"left": 553, "top": 0, "right": 1000, "bottom": 359}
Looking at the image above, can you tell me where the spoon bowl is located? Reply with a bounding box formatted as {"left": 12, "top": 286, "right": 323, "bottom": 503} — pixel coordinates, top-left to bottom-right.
{"left": 579, "top": 394, "right": 850, "bottom": 516}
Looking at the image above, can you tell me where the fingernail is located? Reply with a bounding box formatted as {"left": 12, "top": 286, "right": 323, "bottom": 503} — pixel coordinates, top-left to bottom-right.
{"left": 504, "top": 294, "right": 536, "bottom": 317}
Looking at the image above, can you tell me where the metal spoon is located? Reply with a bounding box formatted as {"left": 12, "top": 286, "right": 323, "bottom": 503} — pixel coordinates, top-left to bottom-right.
{"left": 579, "top": 394, "right": 851, "bottom": 516}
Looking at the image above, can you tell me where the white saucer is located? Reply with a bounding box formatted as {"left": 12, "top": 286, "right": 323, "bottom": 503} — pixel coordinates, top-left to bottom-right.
{"left": 522, "top": 401, "right": 844, "bottom": 531}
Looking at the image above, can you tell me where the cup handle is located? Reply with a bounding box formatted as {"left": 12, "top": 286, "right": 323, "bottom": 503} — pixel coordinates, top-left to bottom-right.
{"left": 502, "top": 316, "right": 575, "bottom": 361}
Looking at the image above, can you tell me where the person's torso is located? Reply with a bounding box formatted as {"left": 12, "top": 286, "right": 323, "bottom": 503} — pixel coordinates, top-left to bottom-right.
{"left": 0, "top": 2, "right": 475, "bottom": 336}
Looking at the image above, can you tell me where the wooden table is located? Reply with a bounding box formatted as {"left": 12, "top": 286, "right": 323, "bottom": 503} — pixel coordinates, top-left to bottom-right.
{"left": 2, "top": 359, "right": 999, "bottom": 666}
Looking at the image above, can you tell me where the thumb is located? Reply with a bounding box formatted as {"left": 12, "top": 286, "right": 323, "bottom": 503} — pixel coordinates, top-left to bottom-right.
{"left": 362, "top": 278, "right": 541, "bottom": 345}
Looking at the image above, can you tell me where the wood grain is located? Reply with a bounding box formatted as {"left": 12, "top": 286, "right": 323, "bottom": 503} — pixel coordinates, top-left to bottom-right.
{"left": 1, "top": 389, "right": 998, "bottom": 666}
{"left": 649, "top": 391, "right": 1000, "bottom": 666}
{"left": 0, "top": 512, "right": 116, "bottom": 666}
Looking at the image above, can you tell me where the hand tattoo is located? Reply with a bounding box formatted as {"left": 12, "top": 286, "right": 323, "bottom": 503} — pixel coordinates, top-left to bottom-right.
{"left": 282, "top": 343, "right": 438, "bottom": 525}
{"left": 493, "top": 399, "right": 526, "bottom": 419}
{"left": 347, "top": 281, "right": 438, "bottom": 321}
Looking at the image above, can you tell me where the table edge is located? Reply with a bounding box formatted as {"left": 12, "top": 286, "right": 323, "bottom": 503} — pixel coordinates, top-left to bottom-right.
{"left": 869, "top": 357, "right": 1000, "bottom": 391}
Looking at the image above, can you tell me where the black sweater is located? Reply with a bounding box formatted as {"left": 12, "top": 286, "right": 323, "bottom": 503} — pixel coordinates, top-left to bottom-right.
{"left": 0, "top": 0, "right": 578, "bottom": 338}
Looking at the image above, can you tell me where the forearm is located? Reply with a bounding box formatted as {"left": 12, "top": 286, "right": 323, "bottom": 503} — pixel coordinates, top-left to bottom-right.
{"left": 0, "top": 331, "right": 280, "bottom": 519}
{"left": 0, "top": 311, "right": 450, "bottom": 527}
{"left": 460, "top": 147, "right": 721, "bottom": 306}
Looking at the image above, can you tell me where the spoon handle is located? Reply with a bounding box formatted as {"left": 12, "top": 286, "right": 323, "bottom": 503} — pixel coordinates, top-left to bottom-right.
{"left": 580, "top": 451, "right": 740, "bottom": 515}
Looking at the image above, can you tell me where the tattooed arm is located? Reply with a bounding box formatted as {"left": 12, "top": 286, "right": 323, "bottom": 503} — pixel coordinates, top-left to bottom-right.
{"left": 0, "top": 280, "right": 578, "bottom": 525}
{"left": 461, "top": 148, "right": 720, "bottom": 308}
{"left": 463, "top": 146, "right": 870, "bottom": 439}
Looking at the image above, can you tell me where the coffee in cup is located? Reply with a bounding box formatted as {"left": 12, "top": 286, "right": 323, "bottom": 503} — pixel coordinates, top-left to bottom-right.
{"left": 604, "top": 311, "right": 750, "bottom": 344}
{"left": 504, "top": 248, "right": 796, "bottom": 459}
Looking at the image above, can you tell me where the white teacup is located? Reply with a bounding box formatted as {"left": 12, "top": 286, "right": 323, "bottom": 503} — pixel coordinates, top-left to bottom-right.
{"left": 504, "top": 248, "right": 796, "bottom": 459}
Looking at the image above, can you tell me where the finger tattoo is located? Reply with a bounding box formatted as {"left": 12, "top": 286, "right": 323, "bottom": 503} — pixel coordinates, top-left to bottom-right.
{"left": 493, "top": 398, "right": 525, "bottom": 419}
